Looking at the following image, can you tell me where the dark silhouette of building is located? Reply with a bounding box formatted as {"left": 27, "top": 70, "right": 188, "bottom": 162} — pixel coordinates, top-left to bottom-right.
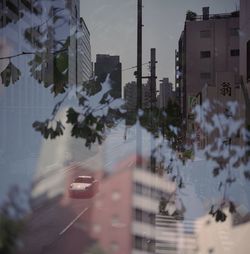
{"left": 94, "top": 54, "right": 122, "bottom": 98}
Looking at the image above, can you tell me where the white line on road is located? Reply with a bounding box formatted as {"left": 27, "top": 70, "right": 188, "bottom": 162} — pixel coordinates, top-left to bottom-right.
{"left": 59, "top": 207, "right": 89, "bottom": 236}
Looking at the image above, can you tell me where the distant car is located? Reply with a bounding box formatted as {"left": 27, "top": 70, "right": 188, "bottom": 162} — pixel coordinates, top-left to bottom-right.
{"left": 69, "top": 176, "right": 99, "bottom": 198}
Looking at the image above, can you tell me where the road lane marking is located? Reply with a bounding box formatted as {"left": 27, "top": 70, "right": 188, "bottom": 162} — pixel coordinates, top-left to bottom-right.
{"left": 59, "top": 207, "right": 89, "bottom": 236}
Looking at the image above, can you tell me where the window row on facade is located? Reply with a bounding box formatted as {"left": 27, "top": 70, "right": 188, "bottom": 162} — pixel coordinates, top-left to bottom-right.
{"left": 134, "top": 182, "right": 170, "bottom": 199}
{"left": 200, "top": 49, "right": 239, "bottom": 58}
{"left": 200, "top": 27, "right": 239, "bottom": 38}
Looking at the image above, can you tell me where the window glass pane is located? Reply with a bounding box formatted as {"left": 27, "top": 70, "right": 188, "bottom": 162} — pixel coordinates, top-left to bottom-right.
{"left": 200, "top": 72, "right": 211, "bottom": 79}
{"left": 230, "top": 49, "right": 240, "bottom": 56}
{"left": 200, "top": 51, "right": 211, "bottom": 58}
{"left": 200, "top": 30, "right": 211, "bottom": 38}
{"left": 230, "top": 27, "right": 239, "bottom": 36}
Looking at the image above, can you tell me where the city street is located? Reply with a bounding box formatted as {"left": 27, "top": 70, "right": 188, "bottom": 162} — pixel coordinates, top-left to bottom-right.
{"left": 1, "top": 0, "right": 250, "bottom": 253}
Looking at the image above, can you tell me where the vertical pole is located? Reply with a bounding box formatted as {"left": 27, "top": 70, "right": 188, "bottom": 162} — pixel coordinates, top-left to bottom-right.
{"left": 137, "top": 0, "right": 142, "bottom": 110}
{"left": 150, "top": 48, "right": 157, "bottom": 172}
{"left": 136, "top": 0, "right": 142, "bottom": 167}
{"left": 150, "top": 48, "right": 156, "bottom": 107}
{"left": 75, "top": 6, "right": 78, "bottom": 86}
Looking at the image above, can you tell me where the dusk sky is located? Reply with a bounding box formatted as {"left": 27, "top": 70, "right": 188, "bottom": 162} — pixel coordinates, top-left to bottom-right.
{"left": 80, "top": 0, "right": 240, "bottom": 90}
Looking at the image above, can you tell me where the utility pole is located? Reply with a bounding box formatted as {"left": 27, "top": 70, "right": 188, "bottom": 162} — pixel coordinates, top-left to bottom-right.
{"left": 150, "top": 48, "right": 157, "bottom": 173}
{"left": 136, "top": 0, "right": 143, "bottom": 167}
{"left": 75, "top": 6, "right": 78, "bottom": 86}
{"left": 150, "top": 48, "right": 157, "bottom": 107}
{"left": 137, "top": 0, "right": 142, "bottom": 110}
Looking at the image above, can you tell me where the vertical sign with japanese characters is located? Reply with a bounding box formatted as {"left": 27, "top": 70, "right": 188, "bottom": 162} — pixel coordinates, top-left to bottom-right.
{"left": 216, "top": 72, "right": 235, "bottom": 104}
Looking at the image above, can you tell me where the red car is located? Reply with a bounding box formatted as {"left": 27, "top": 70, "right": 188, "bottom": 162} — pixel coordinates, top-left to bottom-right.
{"left": 69, "top": 176, "right": 99, "bottom": 199}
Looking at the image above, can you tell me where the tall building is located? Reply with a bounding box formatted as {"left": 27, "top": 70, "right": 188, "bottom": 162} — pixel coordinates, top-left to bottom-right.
{"left": 88, "top": 156, "right": 176, "bottom": 254}
{"left": 94, "top": 54, "right": 122, "bottom": 98}
{"left": 176, "top": 7, "right": 241, "bottom": 145}
{"left": 124, "top": 81, "right": 152, "bottom": 111}
{"left": 78, "top": 17, "right": 92, "bottom": 84}
{"left": 65, "top": 0, "right": 91, "bottom": 86}
{"left": 240, "top": 0, "right": 250, "bottom": 126}
{"left": 0, "top": 0, "right": 55, "bottom": 189}
{"left": 159, "top": 78, "right": 174, "bottom": 109}
{"left": 0, "top": 0, "right": 91, "bottom": 200}
{"left": 124, "top": 81, "right": 137, "bottom": 111}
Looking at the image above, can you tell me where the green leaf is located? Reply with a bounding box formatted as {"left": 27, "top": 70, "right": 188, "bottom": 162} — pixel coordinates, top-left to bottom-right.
{"left": 32, "top": 120, "right": 65, "bottom": 139}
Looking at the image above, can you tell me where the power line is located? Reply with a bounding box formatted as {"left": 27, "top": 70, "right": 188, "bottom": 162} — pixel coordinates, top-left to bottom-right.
{"left": 122, "top": 62, "right": 148, "bottom": 72}
{"left": 0, "top": 48, "right": 68, "bottom": 60}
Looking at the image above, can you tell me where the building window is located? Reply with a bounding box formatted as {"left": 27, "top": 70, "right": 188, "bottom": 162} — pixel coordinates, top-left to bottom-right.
{"left": 135, "top": 208, "right": 143, "bottom": 221}
{"left": 134, "top": 208, "right": 155, "bottom": 225}
{"left": 110, "top": 242, "right": 119, "bottom": 253}
{"left": 230, "top": 28, "right": 239, "bottom": 36}
{"left": 92, "top": 224, "right": 101, "bottom": 233}
{"left": 200, "top": 51, "right": 211, "bottom": 58}
{"left": 111, "top": 215, "right": 119, "bottom": 226}
{"left": 200, "top": 30, "right": 211, "bottom": 38}
{"left": 135, "top": 182, "right": 143, "bottom": 194}
{"left": 95, "top": 199, "right": 102, "bottom": 208}
{"left": 133, "top": 235, "right": 155, "bottom": 252}
{"left": 247, "top": 40, "right": 250, "bottom": 82}
{"left": 134, "top": 236, "right": 143, "bottom": 250}
{"left": 230, "top": 49, "right": 240, "bottom": 56}
{"left": 111, "top": 191, "right": 121, "bottom": 201}
{"left": 200, "top": 72, "right": 211, "bottom": 79}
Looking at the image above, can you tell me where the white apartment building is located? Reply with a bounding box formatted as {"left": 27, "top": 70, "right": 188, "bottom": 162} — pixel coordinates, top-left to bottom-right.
{"left": 0, "top": 0, "right": 91, "bottom": 202}
{"left": 78, "top": 17, "right": 92, "bottom": 84}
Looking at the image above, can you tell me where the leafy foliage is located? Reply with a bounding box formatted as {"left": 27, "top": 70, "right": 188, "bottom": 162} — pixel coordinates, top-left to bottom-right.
{"left": 209, "top": 200, "right": 236, "bottom": 222}
{"left": 209, "top": 207, "right": 227, "bottom": 222}
{"left": 32, "top": 120, "right": 65, "bottom": 139}
{"left": 65, "top": 78, "right": 125, "bottom": 148}
{"left": 0, "top": 186, "right": 27, "bottom": 254}
{"left": 244, "top": 170, "right": 250, "bottom": 180}
{"left": 186, "top": 10, "right": 197, "bottom": 21}
{"left": 1, "top": 62, "right": 21, "bottom": 87}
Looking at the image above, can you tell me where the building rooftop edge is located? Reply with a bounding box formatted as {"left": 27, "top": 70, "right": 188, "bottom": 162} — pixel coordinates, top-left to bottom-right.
{"left": 80, "top": 17, "right": 90, "bottom": 35}
{"left": 185, "top": 11, "right": 239, "bottom": 22}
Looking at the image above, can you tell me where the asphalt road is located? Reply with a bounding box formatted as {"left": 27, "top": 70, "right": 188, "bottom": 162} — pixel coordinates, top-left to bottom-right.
{"left": 19, "top": 158, "right": 102, "bottom": 254}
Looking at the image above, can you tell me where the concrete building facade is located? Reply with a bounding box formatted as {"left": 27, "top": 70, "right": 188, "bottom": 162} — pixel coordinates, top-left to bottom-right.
{"left": 240, "top": 0, "right": 250, "bottom": 126}
{"left": 88, "top": 157, "right": 176, "bottom": 254}
{"left": 94, "top": 54, "right": 122, "bottom": 98}
{"left": 78, "top": 17, "right": 92, "bottom": 84}
{"left": 0, "top": 0, "right": 92, "bottom": 201}
{"left": 176, "top": 7, "right": 241, "bottom": 146}
{"left": 159, "top": 78, "right": 174, "bottom": 109}
{"left": 124, "top": 81, "right": 154, "bottom": 111}
{"left": 124, "top": 81, "right": 137, "bottom": 111}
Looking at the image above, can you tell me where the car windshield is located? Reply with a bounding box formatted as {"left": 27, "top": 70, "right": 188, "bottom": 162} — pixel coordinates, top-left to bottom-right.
{"left": 74, "top": 177, "right": 93, "bottom": 183}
